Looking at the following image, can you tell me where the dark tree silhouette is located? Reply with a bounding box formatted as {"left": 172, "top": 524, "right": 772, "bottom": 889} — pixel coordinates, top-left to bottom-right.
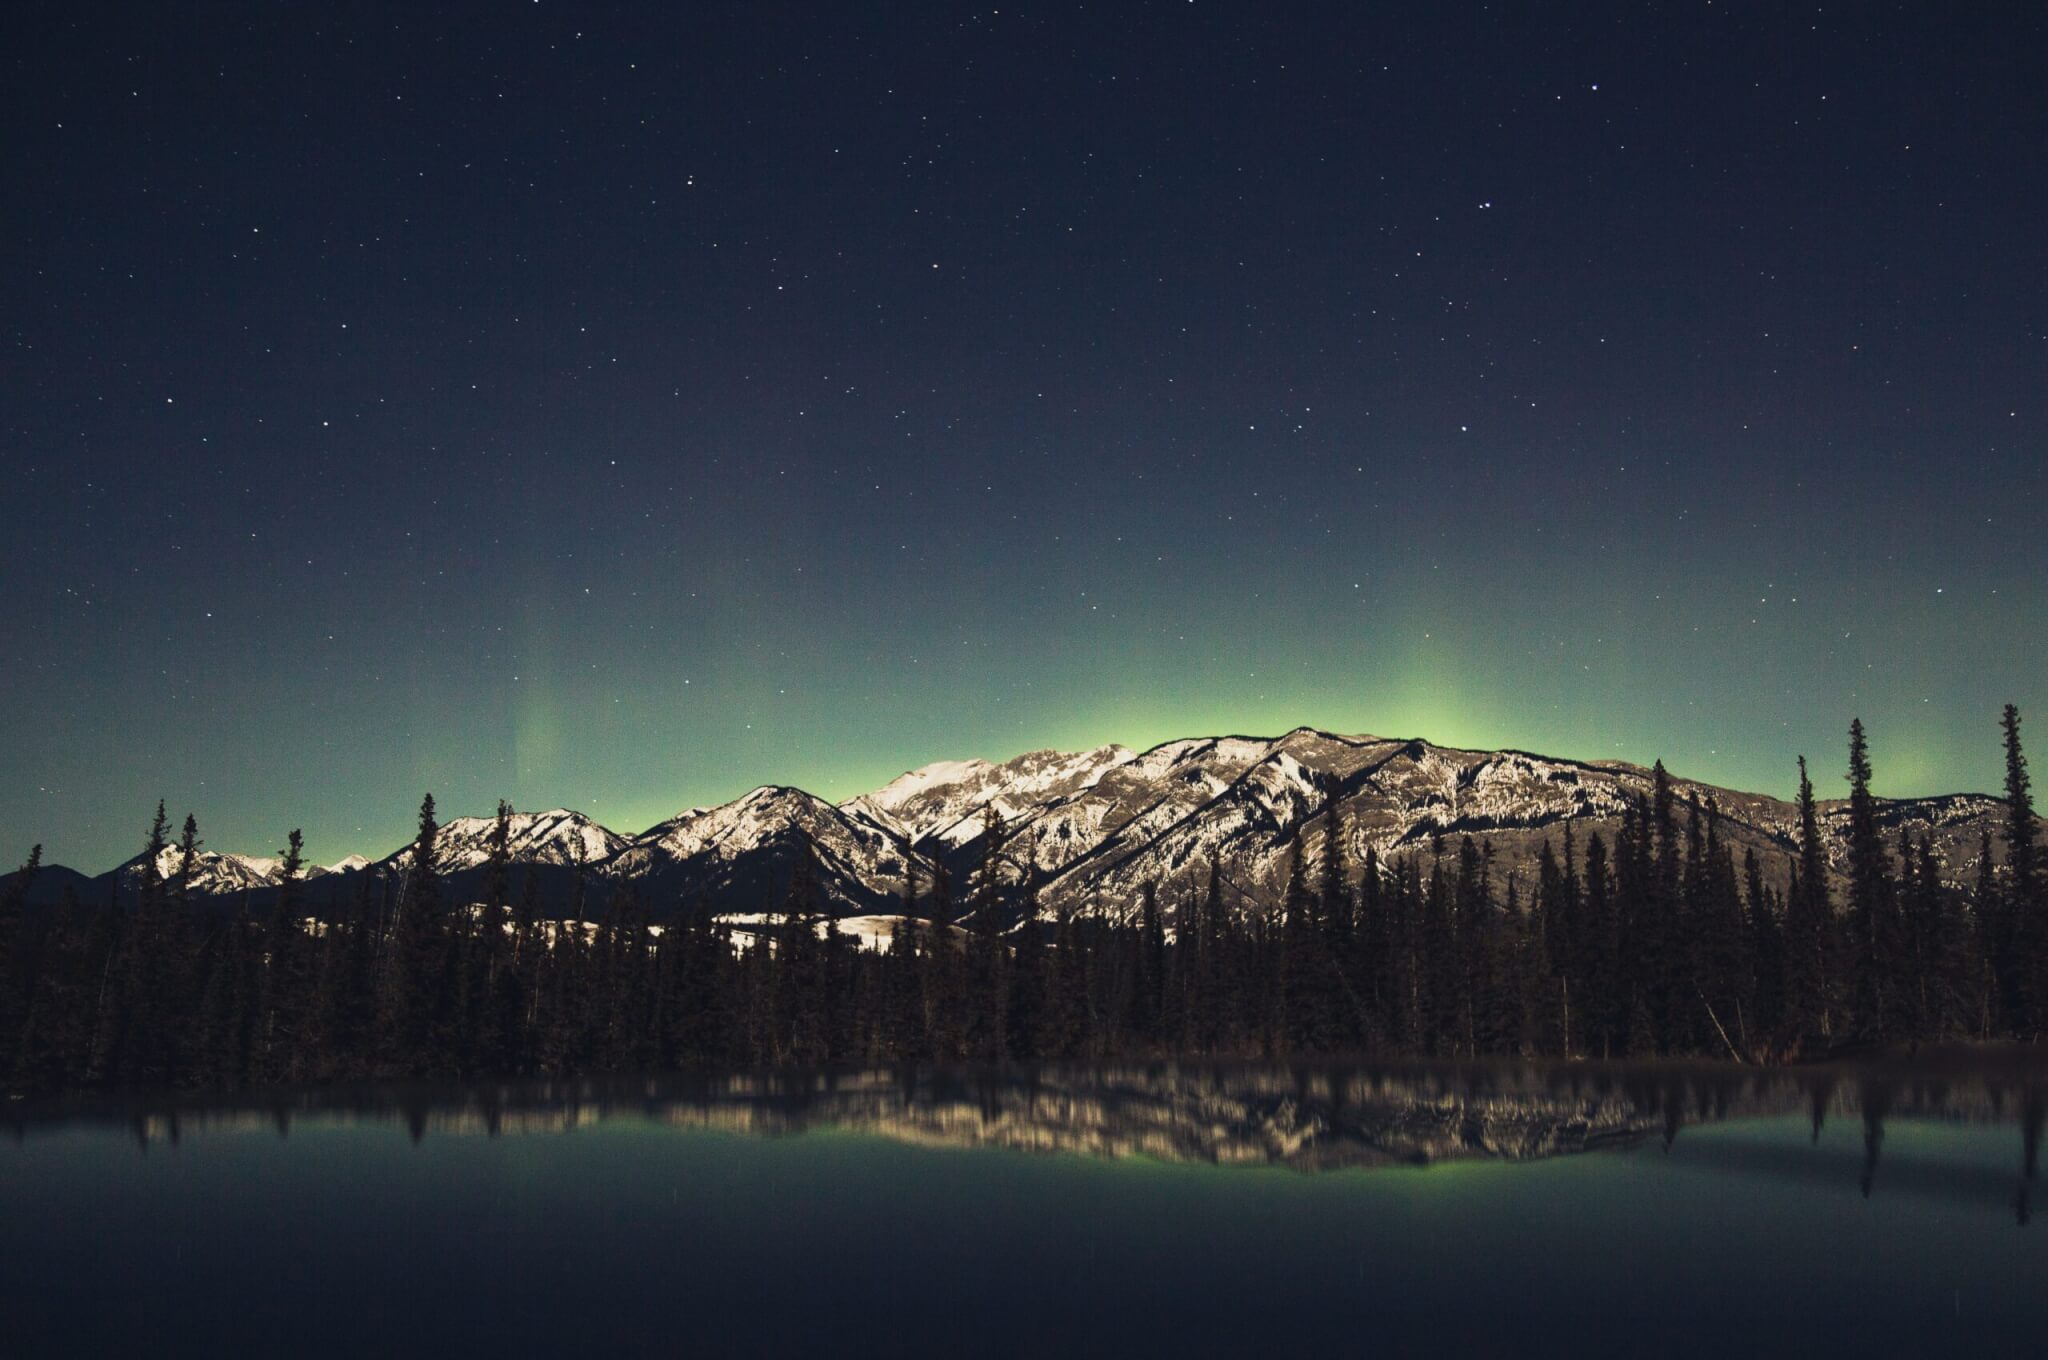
{"left": 1784, "top": 757, "right": 1835, "bottom": 1049}
{"left": 1843, "top": 719, "right": 1902, "bottom": 1043}
{"left": 2001, "top": 706, "right": 2044, "bottom": 1035}
{"left": 5, "top": 709, "right": 2044, "bottom": 1097}
{"left": 377, "top": 794, "right": 443, "bottom": 1076}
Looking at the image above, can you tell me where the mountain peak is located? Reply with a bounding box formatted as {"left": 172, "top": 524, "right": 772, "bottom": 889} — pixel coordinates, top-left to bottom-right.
{"left": 383, "top": 806, "right": 628, "bottom": 874}
{"left": 841, "top": 743, "right": 1137, "bottom": 849}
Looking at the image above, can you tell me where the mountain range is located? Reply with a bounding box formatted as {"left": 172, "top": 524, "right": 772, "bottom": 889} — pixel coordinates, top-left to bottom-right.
{"left": 21, "top": 728, "right": 2027, "bottom": 923}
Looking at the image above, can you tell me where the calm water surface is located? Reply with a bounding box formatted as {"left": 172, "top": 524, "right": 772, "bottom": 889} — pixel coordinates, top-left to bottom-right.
{"left": 5, "top": 1061, "right": 2044, "bottom": 1357}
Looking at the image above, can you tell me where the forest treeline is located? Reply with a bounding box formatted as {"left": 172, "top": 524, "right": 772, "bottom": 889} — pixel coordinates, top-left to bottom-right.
{"left": 2, "top": 707, "right": 2045, "bottom": 1094}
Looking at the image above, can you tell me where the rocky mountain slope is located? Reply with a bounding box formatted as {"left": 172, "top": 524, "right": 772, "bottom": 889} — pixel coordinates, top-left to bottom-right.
{"left": 379, "top": 808, "right": 629, "bottom": 877}
{"left": 610, "top": 786, "right": 924, "bottom": 916}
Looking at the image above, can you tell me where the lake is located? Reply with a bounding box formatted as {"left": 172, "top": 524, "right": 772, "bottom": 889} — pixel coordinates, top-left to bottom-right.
{"left": 4, "top": 1059, "right": 2044, "bottom": 1356}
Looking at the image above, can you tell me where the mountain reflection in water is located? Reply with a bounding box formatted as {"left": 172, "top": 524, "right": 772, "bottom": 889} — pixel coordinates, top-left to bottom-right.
{"left": 10, "top": 1056, "right": 2044, "bottom": 1218}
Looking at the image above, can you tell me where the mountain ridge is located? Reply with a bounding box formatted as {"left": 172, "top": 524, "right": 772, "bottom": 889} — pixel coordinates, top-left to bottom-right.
{"left": 16, "top": 727, "right": 2028, "bottom": 921}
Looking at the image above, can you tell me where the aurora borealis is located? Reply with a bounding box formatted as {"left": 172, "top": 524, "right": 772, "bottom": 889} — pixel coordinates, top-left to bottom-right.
{"left": 5, "top": 3, "right": 2043, "bottom": 872}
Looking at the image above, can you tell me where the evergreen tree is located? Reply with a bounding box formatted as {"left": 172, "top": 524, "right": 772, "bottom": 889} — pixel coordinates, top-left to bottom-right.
{"left": 1419, "top": 851, "right": 1457, "bottom": 1055}
{"left": 195, "top": 899, "right": 256, "bottom": 1088}
{"left": 1898, "top": 828, "right": 1933, "bottom": 1037}
{"left": 1534, "top": 840, "right": 1572, "bottom": 1056}
{"left": 1695, "top": 797, "right": 1751, "bottom": 1057}
{"left": 1842, "top": 719, "right": 1901, "bottom": 1042}
{"left": 965, "top": 808, "right": 1010, "bottom": 1061}
{"left": 99, "top": 803, "right": 174, "bottom": 1085}
{"left": 1135, "top": 879, "right": 1165, "bottom": 1048}
{"left": 1784, "top": 757, "right": 1835, "bottom": 1047}
{"left": 471, "top": 802, "right": 515, "bottom": 1073}
{"left": 171, "top": 813, "right": 202, "bottom": 904}
{"left": 1450, "top": 837, "right": 1491, "bottom": 1057}
{"left": 1973, "top": 828, "right": 2002, "bottom": 1037}
{"left": 258, "top": 829, "right": 309, "bottom": 1082}
{"left": 1580, "top": 831, "right": 1617, "bottom": 1058}
{"left": 1317, "top": 795, "right": 1356, "bottom": 1045}
{"left": 1278, "top": 839, "right": 1317, "bottom": 1051}
{"left": 1006, "top": 870, "right": 1046, "bottom": 1059}
{"left": 920, "top": 862, "right": 961, "bottom": 1060}
{"left": 377, "top": 793, "right": 443, "bottom": 1075}
{"left": 1193, "top": 861, "right": 1238, "bottom": 1050}
{"left": 888, "top": 862, "right": 926, "bottom": 1058}
{"left": 1643, "top": 765, "right": 1684, "bottom": 1052}
{"left": 1043, "top": 906, "right": 1087, "bottom": 1058}
{"left": 2000, "top": 705, "right": 2044, "bottom": 1035}
{"left": 1614, "top": 805, "right": 1657, "bottom": 1056}
{"left": 0, "top": 844, "right": 41, "bottom": 1075}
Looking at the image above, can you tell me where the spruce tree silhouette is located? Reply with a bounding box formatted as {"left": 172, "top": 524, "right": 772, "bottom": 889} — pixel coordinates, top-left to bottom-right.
{"left": 2000, "top": 706, "right": 2043, "bottom": 1034}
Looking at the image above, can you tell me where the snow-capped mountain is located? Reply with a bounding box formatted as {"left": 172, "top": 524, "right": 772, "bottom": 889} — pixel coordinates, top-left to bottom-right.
{"left": 979, "top": 730, "right": 2016, "bottom": 923}
{"left": 115, "top": 846, "right": 308, "bottom": 896}
{"left": 62, "top": 728, "right": 2033, "bottom": 922}
{"left": 612, "top": 786, "right": 923, "bottom": 915}
{"left": 841, "top": 745, "right": 1136, "bottom": 850}
{"left": 379, "top": 808, "right": 627, "bottom": 877}
{"left": 827, "top": 728, "right": 2024, "bottom": 924}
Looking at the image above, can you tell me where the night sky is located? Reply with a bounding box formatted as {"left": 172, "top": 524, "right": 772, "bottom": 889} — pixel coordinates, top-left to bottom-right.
{"left": 6, "top": 2, "right": 2043, "bottom": 872}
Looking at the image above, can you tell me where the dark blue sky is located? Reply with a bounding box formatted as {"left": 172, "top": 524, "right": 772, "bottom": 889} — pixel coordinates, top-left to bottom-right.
{"left": 6, "top": 2, "right": 2043, "bottom": 871}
